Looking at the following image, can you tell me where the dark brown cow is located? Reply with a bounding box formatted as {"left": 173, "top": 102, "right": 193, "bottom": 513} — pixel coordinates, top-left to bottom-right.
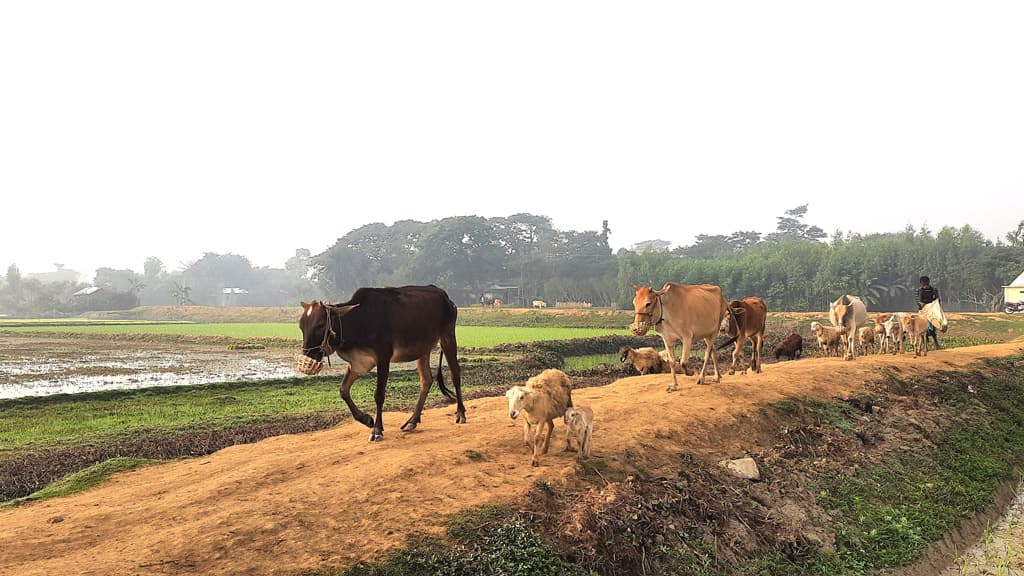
{"left": 296, "top": 285, "right": 465, "bottom": 442}
{"left": 717, "top": 296, "right": 768, "bottom": 374}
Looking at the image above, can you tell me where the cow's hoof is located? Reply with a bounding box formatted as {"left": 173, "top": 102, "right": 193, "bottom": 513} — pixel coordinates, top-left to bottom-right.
{"left": 369, "top": 431, "right": 384, "bottom": 442}
{"left": 455, "top": 411, "right": 467, "bottom": 424}
{"left": 531, "top": 460, "right": 539, "bottom": 467}
{"left": 665, "top": 384, "right": 678, "bottom": 393}
{"left": 400, "top": 420, "right": 418, "bottom": 432}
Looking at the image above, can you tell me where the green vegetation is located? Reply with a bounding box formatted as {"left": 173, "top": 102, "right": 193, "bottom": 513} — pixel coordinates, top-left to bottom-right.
{"left": 1, "top": 323, "right": 626, "bottom": 348}
{"left": 0, "top": 372, "right": 432, "bottom": 449}
{"left": 331, "top": 504, "right": 591, "bottom": 576}
{"left": 819, "top": 364, "right": 1024, "bottom": 572}
{"left": 3, "top": 457, "right": 157, "bottom": 508}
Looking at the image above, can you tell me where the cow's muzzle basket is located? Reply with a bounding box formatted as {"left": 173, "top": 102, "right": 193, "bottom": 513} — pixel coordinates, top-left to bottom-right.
{"left": 294, "top": 353, "right": 324, "bottom": 375}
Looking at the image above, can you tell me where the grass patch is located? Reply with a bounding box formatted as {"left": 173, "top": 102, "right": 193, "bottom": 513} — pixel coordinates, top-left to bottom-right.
{"left": 2, "top": 323, "right": 627, "bottom": 348}
{"left": 0, "top": 372, "right": 443, "bottom": 449}
{"left": 331, "top": 504, "right": 589, "bottom": 576}
{"left": 817, "top": 359, "right": 1024, "bottom": 572}
{"left": 2, "top": 457, "right": 157, "bottom": 507}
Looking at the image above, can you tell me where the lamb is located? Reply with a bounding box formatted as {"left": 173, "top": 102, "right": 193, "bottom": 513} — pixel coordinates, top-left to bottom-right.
{"left": 658, "top": 349, "right": 678, "bottom": 371}
{"left": 506, "top": 368, "right": 574, "bottom": 466}
{"left": 564, "top": 405, "right": 594, "bottom": 459}
{"left": 858, "top": 324, "right": 878, "bottom": 355}
{"left": 810, "top": 321, "right": 844, "bottom": 357}
{"left": 773, "top": 333, "right": 803, "bottom": 361}
{"left": 618, "top": 345, "right": 666, "bottom": 375}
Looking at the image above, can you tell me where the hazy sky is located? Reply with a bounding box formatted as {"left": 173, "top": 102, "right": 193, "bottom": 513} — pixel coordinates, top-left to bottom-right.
{"left": 2, "top": 2, "right": 1022, "bottom": 280}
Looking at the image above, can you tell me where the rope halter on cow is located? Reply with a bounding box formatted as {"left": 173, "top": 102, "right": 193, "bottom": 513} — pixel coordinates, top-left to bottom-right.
{"left": 630, "top": 293, "right": 664, "bottom": 336}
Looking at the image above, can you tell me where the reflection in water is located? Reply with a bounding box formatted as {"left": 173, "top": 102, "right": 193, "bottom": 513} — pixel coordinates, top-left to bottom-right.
{"left": 0, "top": 352, "right": 297, "bottom": 399}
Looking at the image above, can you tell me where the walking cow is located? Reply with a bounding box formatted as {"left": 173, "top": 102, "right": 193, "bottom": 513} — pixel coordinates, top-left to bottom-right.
{"left": 829, "top": 294, "right": 869, "bottom": 360}
{"left": 630, "top": 282, "right": 735, "bottom": 392}
{"left": 295, "top": 285, "right": 466, "bottom": 442}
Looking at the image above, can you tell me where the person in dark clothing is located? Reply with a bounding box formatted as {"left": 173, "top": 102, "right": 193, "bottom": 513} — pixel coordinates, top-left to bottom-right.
{"left": 915, "top": 276, "right": 941, "bottom": 349}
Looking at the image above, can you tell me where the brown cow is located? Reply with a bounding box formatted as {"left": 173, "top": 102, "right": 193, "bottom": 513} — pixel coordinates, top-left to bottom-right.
{"left": 630, "top": 283, "right": 733, "bottom": 392}
{"left": 717, "top": 296, "right": 767, "bottom": 375}
{"left": 901, "top": 313, "right": 931, "bottom": 357}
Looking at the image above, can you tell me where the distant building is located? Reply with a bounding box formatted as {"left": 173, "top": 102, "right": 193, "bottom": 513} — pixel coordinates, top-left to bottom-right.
{"left": 480, "top": 285, "right": 521, "bottom": 307}
{"left": 73, "top": 286, "right": 101, "bottom": 296}
{"left": 1003, "top": 271, "right": 1024, "bottom": 307}
{"left": 221, "top": 287, "right": 249, "bottom": 306}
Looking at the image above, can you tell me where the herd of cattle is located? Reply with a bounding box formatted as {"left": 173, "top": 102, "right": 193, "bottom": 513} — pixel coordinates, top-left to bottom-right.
{"left": 625, "top": 283, "right": 950, "bottom": 390}
{"left": 293, "top": 283, "right": 950, "bottom": 467}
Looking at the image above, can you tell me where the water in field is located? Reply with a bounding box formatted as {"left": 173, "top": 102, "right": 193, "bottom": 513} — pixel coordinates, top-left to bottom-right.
{"left": 0, "top": 337, "right": 298, "bottom": 399}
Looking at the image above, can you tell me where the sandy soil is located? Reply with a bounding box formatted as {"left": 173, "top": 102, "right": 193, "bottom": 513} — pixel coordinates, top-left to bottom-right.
{"left": 1, "top": 342, "right": 1022, "bottom": 576}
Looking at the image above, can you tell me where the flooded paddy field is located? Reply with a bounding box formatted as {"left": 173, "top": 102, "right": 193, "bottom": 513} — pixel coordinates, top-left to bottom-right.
{"left": 0, "top": 335, "right": 299, "bottom": 399}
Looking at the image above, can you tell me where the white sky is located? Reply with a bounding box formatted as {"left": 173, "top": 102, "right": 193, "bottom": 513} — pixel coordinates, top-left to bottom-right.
{"left": 2, "top": 2, "right": 1022, "bottom": 281}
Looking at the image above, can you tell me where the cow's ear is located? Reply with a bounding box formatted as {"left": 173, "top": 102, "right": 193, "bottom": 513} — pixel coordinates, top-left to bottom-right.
{"left": 300, "top": 301, "right": 309, "bottom": 309}
{"left": 732, "top": 306, "right": 746, "bottom": 315}
{"left": 631, "top": 284, "right": 641, "bottom": 290}
{"left": 333, "top": 303, "right": 360, "bottom": 317}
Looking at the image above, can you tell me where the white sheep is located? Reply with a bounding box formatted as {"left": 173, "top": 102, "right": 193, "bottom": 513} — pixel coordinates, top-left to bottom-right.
{"left": 618, "top": 345, "right": 666, "bottom": 375}
{"left": 506, "top": 368, "right": 574, "bottom": 466}
{"left": 810, "top": 321, "right": 844, "bottom": 357}
{"left": 564, "top": 405, "right": 594, "bottom": 459}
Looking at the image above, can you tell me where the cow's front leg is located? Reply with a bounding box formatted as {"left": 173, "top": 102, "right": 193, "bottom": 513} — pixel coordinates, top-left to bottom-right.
{"left": 369, "top": 361, "right": 390, "bottom": 441}
{"left": 671, "top": 338, "right": 695, "bottom": 390}
{"left": 339, "top": 368, "right": 373, "bottom": 428}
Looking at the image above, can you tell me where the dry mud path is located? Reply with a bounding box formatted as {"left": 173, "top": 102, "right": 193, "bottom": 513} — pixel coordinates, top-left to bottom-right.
{"left": 2, "top": 343, "right": 1022, "bottom": 576}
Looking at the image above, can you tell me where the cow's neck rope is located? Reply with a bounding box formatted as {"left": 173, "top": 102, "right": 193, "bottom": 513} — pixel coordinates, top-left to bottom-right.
{"left": 302, "top": 303, "right": 338, "bottom": 367}
{"left": 637, "top": 294, "right": 665, "bottom": 326}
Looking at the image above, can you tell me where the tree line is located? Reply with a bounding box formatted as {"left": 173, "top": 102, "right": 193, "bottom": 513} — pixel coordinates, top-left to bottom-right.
{"left": 2, "top": 207, "right": 1022, "bottom": 316}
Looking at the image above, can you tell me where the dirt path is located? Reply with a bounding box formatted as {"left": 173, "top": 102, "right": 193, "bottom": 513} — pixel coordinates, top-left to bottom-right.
{"left": 1, "top": 343, "right": 1022, "bottom": 576}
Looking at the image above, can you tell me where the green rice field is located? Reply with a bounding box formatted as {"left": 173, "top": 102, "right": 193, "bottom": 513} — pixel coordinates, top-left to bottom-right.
{"left": 0, "top": 322, "right": 629, "bottom": 348}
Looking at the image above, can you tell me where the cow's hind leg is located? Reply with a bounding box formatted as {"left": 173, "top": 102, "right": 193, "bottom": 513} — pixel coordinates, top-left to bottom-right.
{"left": 698, "top": 336, "right": 721, "bottom": 384}
{"left": 369, "top": 360, "right": 390, "bottom": 442}
{"left": 339, "top": 368, "right": 374, "bottom": 429}
{"left": 440, "top": 333, "right": 467, "bottom": 424}
{"left": 401, "top": 355, "right": 433, "bottom": 432}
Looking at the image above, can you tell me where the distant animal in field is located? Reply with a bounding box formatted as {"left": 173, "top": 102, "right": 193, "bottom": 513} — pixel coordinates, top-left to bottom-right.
{"left": 506, "top": 368, "right": 574, "bottom": 466}
{"left": 564, "top": 405, "right": 594, "bottom": 459}
{"left": 618, "top": 345, "right": 666, "bottom": 375}
{"left": 773, "top": 333, "right": 803, "bottom": 361}
{"left": 532, "top": 300, "right": 547, "bottom": 308}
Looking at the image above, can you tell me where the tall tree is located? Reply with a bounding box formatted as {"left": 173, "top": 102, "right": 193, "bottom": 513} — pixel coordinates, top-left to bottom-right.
{"left": 768, "top": 204, "right": 826, "bottom": 242}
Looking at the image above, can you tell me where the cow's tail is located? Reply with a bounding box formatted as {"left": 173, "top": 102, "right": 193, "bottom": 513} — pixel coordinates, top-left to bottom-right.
{"left": 436, "top": 348, "right": 456, "bottom": 401}
{"left": 716, "top": 335, "right": 738, "bottom": 351}
{"left": 716, "top": 304, "right": 742, "bottom": 351}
